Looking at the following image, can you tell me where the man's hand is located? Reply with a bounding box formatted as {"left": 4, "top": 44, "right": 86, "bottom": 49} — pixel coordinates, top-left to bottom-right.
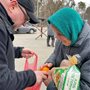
{"left": 34, "top": 71, "right": 48, "bottom": 84}
{"left": 21, "top": 48, "right": 34, "bottom": 58}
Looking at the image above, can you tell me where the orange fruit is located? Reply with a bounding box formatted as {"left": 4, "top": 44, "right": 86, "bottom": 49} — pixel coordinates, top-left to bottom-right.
{"left": 40, "top": 66, "right": 49, "bottom": 72}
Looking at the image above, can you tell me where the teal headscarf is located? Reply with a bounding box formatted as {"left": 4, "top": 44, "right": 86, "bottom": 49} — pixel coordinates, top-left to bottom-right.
{"left": 48, "top": 7, "right": 84, "bottom": 46}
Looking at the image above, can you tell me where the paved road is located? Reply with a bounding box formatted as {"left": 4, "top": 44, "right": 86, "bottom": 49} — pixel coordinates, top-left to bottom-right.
{"left": 13, "top": 31, "right": 54, "bottom": 90}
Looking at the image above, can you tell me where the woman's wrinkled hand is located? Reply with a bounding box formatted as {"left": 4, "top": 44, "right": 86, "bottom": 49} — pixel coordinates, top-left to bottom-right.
{"left": 39, "top": 63, "right": 53, "bottom": 70}
{"left": 60, "top": 59, "right": 71, "bottom": 67}
{"left": 43, "top": 67, "right": 55, "bottom": 86}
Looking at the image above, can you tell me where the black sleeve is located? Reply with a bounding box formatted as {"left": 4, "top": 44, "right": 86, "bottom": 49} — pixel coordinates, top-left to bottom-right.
{"left": 79, "top": 60, "right": 90, "bottom": 90}
{"left": 0, "top": 20, "right": 36, "bottom": 90}
{"left": 0, "top": 65, "right": 36, "bottom": 90}
{"left": 14, "top": 47, "right": 24, "bottom": 58}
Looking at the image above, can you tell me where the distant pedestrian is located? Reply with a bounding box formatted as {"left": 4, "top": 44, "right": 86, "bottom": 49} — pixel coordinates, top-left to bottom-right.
{"left": 47, "top": 23, "right": 55, "bottom": 47}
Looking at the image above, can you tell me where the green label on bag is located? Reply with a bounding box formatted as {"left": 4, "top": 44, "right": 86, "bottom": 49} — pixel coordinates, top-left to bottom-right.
{"left": 53, "top": 65, "right": 80, "bottom": 90}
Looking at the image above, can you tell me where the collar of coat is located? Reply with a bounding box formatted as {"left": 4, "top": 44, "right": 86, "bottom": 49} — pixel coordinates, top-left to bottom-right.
{"left": 74, "top": 21, "right": 90, "bottom": 47}
{"left": 0, "top": 4, "right": 14, "bottom": 41}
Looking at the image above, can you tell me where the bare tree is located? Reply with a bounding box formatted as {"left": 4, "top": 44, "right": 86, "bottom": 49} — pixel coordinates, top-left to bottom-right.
{"left": 78, "top": 1, "right": 86, "bottom": 10}
{"left": 77, "top": 1, "right": 86, "bottom": 19}
{"left": 34, "top": 0, "right": 76, "bottom": 26}
{"left": 84, "top": 7, "right": 90, "bottom": 25}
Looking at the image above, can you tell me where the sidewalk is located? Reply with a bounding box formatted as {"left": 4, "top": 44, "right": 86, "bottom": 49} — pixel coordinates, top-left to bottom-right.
{"left": 13, "top": 31, "right": 54, "bottom": 90}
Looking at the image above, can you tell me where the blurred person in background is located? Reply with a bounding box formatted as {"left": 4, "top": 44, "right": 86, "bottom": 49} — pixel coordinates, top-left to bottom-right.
{"left": 47, "top": 23, "right": 55, "bottom": 47}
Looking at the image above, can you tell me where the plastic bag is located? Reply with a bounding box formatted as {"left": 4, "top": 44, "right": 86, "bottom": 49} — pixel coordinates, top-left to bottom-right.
{"left": 24, "top": 52, "right": 42, "bottom": 90}
{"left": 53, "top": 65, "right": 80, "bottom": 90}
{"left": 53, "top": 55, "right": 81, "bottom": 90}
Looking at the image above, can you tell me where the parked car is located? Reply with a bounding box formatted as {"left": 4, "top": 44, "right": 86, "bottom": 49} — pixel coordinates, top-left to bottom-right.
{"left": 14, "top": 23, "right": 38, "bottom": 34}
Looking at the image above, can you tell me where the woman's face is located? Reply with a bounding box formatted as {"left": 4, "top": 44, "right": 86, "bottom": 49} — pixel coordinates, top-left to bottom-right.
{"left": 50, "top": 24, "right": 71, "bottom": 46}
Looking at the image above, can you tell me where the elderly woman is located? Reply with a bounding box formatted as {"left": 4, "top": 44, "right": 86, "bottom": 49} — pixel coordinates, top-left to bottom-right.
{"left": 41, "top": 7, "right": 90, "bottom": 90}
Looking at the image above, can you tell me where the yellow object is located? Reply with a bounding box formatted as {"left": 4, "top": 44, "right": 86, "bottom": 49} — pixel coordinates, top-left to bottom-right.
{"left": 67, "top": 55, "right": 78, "bottom": 65}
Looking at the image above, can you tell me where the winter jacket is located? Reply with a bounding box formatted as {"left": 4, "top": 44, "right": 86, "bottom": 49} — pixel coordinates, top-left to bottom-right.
{"left": 47, "top": 24, "right": 54, "bottom": 36}
{"left": 46, "top": 22, "right": 90, "bottom": 90}
{"left": 0, "top": 4, "right": 36, "bottom": 90}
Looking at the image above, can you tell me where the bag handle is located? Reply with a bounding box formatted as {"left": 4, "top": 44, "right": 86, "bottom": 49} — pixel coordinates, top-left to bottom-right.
{"left": 24, "top": 52, "right": 38, "bottom": 70}
{"left": 32, "top": 52, "right": 38, "bottom": 69}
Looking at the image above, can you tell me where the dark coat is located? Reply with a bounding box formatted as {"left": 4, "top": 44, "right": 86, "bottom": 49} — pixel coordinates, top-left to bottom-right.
{"left": 0, "top": 4, "right": 36, "bottom": 90}
{"left": 47, "top": 24, "right": 54, "bottom": 36}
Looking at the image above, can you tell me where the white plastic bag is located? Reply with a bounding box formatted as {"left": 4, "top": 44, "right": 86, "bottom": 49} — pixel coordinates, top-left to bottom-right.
{"left": 53, "top": 65, "right": 80, "bottom": 90}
